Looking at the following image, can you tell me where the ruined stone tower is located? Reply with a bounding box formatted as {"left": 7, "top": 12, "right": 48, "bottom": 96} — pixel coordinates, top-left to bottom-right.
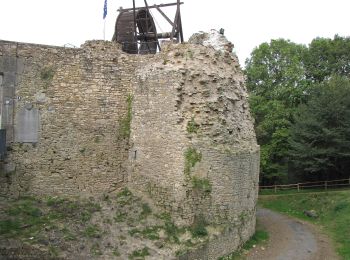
{"left": 0, "top": 31, "right": 259, "bottom": 258}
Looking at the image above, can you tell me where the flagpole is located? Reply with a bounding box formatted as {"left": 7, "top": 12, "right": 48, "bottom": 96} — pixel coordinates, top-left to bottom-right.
{"left": 104, "top": 19, "right": 106, "bottom": 40}
{"left": 103, "top": 0, "right": 107, "bottom": 40}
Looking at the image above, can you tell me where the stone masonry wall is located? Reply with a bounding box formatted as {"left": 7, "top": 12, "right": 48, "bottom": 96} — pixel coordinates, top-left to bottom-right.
{"left": 0, "top": 40, "right": 134, "bottom": 197}
{"left": 130, "top": 42, "right": 259, "bottom": 228}
{"left": 130, "top": 49, "right": 191, "bottom": 225}
{"left": 0, "top": 37, "right": 259, "bottom": 259}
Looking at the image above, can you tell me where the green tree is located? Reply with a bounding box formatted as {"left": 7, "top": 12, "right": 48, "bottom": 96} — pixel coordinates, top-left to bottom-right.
{"left": 245, "top": 39, "right": 308, "bottom": 184}
{"left": 304, "top": 35, "right": 350, "bottom": 82}
{"left": 246, "top": 39, "right": 309, "bottom": 106}
{"left": 288, "top": 77, "right": 350, "bottom": 181}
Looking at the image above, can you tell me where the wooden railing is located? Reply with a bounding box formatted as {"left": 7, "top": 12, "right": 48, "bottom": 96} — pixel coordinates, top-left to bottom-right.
{"left": 259, "top": 178, "right": 350, "bottom": 193}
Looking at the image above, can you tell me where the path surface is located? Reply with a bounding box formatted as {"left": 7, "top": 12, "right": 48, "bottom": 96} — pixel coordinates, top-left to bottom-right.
{"left": 246, "top": 208, "right": 339, "bottom": 260}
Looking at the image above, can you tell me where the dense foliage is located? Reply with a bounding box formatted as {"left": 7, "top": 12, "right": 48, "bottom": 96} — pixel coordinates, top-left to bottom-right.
{"left": 289, "top": 77, "right": 350, "bottom": 181}
{"left": 245, "top": 36, "right": 350, "bottom": 184}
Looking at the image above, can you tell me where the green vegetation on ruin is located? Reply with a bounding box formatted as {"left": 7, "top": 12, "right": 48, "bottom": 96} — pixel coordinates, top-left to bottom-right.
{"left": 186, "top": 117, "right": 199, "bottom": 134}
{"left": 0, "top": 196, "right": 101, "bottom": 239}
{"left": 191, "top": 176, "right": 212, "bottom": 194}
{"left": 119, "top": 94, "right": 133, "bottom": 139}
{"left": 0, "top": 187, "right": 215, "bottom": 258}
{"left": 129, "top": 247, "right": 150, "bottom": 259}
{"left": 40, "top": 66, "right": 55, "bottom": 81}
{"left": 190, "top": 215, "right": 208, "bottom": 237}
{"left": 40, "top": 66, "right": 55, "bottom": 89}
{"left": 184, "top": 147, "right": 202, "bottom": 177}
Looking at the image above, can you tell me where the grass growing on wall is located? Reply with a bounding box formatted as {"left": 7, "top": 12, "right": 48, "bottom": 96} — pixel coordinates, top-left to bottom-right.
{"left": 129, "top": 247, "right": 150, "bottom": 259}
{"left": 184, "top": 147, "right": 202, "bottom": 176}
{"left": 119, "top": 94, "right": 133, "bottom": 139}
{"left": 40, "top": 66, "right": 55, "bottom": 81}
{"left": 190, "top": 214, "right": 208, "bottom": 237}
{"left": 191, "top": 176, "right": 212, "bottom": 193}
{"left": 40, "top": 66, "right": 55, "bottom": 89}
{"left": 186, "top": 117, "right": 199, "bottom": 134}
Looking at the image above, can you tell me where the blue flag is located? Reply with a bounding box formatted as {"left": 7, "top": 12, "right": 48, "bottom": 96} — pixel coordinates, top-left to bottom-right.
{"left": 103, "top": 0, "right": 107, "bottom": 19}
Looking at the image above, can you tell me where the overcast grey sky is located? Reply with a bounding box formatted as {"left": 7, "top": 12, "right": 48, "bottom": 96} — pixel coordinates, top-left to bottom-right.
{"left": 0, "top": 0, "right": 349, "bottom": 66}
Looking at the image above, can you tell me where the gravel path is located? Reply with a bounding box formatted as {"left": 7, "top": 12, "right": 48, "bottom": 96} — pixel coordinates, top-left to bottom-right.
{"left": 246, "top": 208, "right": 339, "bottom": 260}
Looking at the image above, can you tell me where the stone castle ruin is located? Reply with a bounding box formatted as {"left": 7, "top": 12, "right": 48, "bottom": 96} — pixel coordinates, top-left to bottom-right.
{"left": 0, "top": 30, "right": 259, "bottom": 258}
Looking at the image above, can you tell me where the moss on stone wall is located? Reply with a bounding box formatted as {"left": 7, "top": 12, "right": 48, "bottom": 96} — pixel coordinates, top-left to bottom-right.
{"left": 191, "top": 176, "right": 212, "bottom": 194}
{"left": 40, "top": 66, "right": 55, "bottom": 81}
{"left": 40, "top": 66, "right": 55, "bottom": 89}
{"left": 119, "top": 94, "right": 133, "bottom": 139}
{"left": 184, "top": 147, "right": 202, "bottom": 177}
{"left": 186, "top": 117, "right": 199, "bottom": 134}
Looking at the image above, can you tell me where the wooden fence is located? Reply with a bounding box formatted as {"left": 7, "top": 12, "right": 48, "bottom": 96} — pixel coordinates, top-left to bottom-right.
{"left": 259, "top": 177, "right": 350, "bottom": 193}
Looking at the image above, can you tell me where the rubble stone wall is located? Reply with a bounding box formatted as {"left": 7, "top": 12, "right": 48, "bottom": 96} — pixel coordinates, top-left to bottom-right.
{"left": 0, "top": 40, "right": 134, "bottom": 197}
{"left": 0, "top": 36, "right": 259, "bottom": 258}
{"left": 130, "top": 43, "right": 259, "bottom": 227}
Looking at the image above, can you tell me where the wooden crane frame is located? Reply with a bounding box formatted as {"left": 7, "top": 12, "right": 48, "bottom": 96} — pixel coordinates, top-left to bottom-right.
{"left": 112, "top": 1, "right": 184, "bottom": 54}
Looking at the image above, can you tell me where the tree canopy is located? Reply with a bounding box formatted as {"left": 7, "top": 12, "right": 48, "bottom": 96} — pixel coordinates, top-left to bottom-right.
{"left": 245, "top": 35, "right": 350, "bottom": 184}
{"left": 289, "top": 77, "right": 350, "bottom": 181}
{"left": 304, "top": 36, "right": 350, "bottom": 82}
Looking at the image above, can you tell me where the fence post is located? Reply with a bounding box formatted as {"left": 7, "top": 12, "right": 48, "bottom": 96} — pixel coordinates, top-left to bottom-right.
{"left": 297, "top": 183, "right": 300, "bottom": 192}
{"left": 325, "top": 181, "right": 328, "bottom": 191}
{"left": 274, "top": 185, "right": 277, "bottom": 193}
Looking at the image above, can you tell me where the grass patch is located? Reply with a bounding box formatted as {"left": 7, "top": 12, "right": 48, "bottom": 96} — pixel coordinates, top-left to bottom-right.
{"left": 129, "top": 247, "right": 150, "bottom": 259}
{"left": 141, "top": 226, "right": 160, "bottom": 240}
{"left": 0, "top": 220, "right": 21, "bottom": 235}
{"left": 190, "top": 215, "right": 208, "bottom": 238}
{"left": 259, "top": 190, "right": 350, "bottom": 259}
{"left": 191, "top": 176, "right": 212, "bottom": 193}
{"left": 129, "top": 226, "right": 160, "bottom": 240}
{"left": 154, "top": 213, "right": 183, "bottom": 243}
{"left": 164, "top": 220, "right": 181, "bottom": 243}
{"left": 116, "top": 187, "right": 133, "bottom": 206}
{"left": 242, "top": 230, "right": 269, "bottom": 250}
{"left": 61, "top": 227, "right": 77, "bottom": 241}
{"left": 219, "top": 229, "right": 269, "bottom": 260}
{"left": 0, "top": 197, "right": 48, "bottom": 237}
{"left": 140, "top": 203, "right": 152, "bottom": 219}
{"left": 47, "top": 197, "right": 101, "bottom": 223}
{"left": 83, "top": 225, "right": 102, "bottom": 238}
{"left": 114, "top": 211, "right": 127, "bottom": 222}
{"left": 90, "top": 243, "right": 102, "bottom": 256}
{"left": 48, "top": 245, "right": 59, "bottom": 257}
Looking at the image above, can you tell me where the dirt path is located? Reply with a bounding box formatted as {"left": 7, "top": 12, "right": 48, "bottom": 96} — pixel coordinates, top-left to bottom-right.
{"left": 245, "top": 208, "right": 339, "bottom": 260}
